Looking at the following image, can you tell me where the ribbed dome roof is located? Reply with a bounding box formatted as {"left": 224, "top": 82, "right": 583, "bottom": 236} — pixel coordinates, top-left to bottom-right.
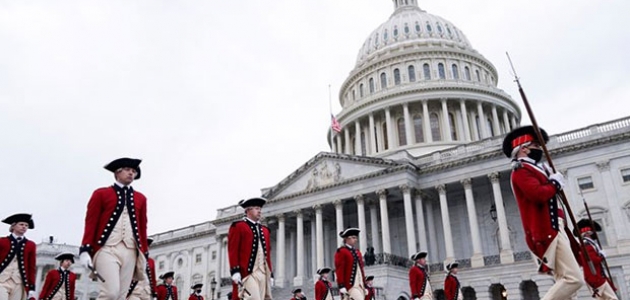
{"left": 356, "top": 4, "right": 472, "bottom": 67}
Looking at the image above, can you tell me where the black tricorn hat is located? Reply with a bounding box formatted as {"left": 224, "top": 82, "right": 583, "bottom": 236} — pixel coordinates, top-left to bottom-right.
{"left": 574, "top": 218, "right": 602, "bottom": 236}
{"left": 411, "top": 251, "right": 427, "bottom": 260}
{"left": 55, "top": 252, "right": 75, "bottom": 263}
{"left": 502, "top": 126, "right": 549, "bottom": 158}
{"left": 446, "top": 262, "right": 459, "bottom": 270}
{"left": 191, "top": 283, "right": 203, "bottom": 290}
{"left": 292, "top": 289, "right": 302, "bottom": 294}
{"left": 104, "top": 158, "right": 142, "bottom": 179}
{"left": 366, "top": 275, "right": 374, "bottom": 281}
{"left": 160, "top": 272, "right": 174, "bottom": 280}
{"left": 339, "top": 227, "right": 360, "bottom": 238}
{"left": 2, "top": 213, "right": 34, "bottom": 229}
{"left": 239, "top": 197, "right": 267, "bottom": 209}
{"left": 317, "top": 267, "right": 331, "bottom": 275}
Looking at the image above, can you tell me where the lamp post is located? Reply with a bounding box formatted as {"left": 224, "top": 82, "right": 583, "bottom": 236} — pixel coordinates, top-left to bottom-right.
{"left": 490, "top": 204, "right": 497, "bottom": 222}
{"left": 210, "top": 278, "right": 217, "bottom": 300}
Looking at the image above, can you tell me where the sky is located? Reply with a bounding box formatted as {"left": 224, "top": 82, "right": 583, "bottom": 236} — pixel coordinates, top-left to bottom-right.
{"left": 1, "top": 0, "right": 629, "bottom": 245}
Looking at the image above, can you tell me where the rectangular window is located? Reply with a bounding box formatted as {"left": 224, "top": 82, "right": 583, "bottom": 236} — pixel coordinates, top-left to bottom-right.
{"left": 76, "top": 274, "right": 82, "bottom": 281}
{"left": 195, "top": 253, "right": 202, "bottom": 264}
{"left": 212, "top": 251, "right": 217, "bottom": 260}
{"left": 159, "top": 261, "right": 165, "bottom": 270}
{"left": 577, "top": 176, "right": 594, "bottom": 190}
{"left": 621, "top": 168, "right": 630, "bottom": 182}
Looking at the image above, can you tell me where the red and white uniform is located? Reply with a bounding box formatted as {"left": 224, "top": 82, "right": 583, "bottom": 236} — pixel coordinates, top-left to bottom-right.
{"left": 156, "top": 285, "right": 177, "bottom": 300}
{"left": 128, "top": 257, "right": 157, "bottom": 300}
{"left": 334, "top": 246, "right": 365, "bottom": 300}
{"left": 409, "top": 264, "right": 431, "bottom": 300}
{"left": 228, "top": 218, "right": 272, "bottom": 300}
{"left": 364, "top": 285, "right": 375, "bottom": 300}
{"left": 188, "top": 293, "right": 203, "bottom": 300}
{"left": 39, "top": 268, "right": 76, "bottom": 300}
{"left": 0, "top": 235, "right": 36, "bottom": 300}
{"left": 444, "top": 274, "right": 461, "bottom": 300}
{"left": 314, "top": 279, "right": 332, "bottom": 300}
{"left": 580, "top": 237, "right": 617, "bottom": 299}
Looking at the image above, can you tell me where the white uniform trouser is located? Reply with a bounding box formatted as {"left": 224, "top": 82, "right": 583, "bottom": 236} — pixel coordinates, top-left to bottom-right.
{"left": 0, "top": 258, "right": 24, "bottom": 300}
{"left": 240, "top": 239, "right": 271, "bottom": 300}
{"left": 128, "top": 280, "right": 151, "bottom": 300}
{"left": 419, "top": 281, "right": 432, "bottom": 300}
{"left": 345, "top": 265, "right": 364, "bottom": 300}
{"left": 50, "top": 282, "right": 67, "bottom": 300}
{"left": 94, "top": 243, "right": 138, "bottom": 300}
{"left": 542, "top": 222, "right": 583, "bottom": 300}
{"left": 593, "top": 282, "right": 618, "bottom": 300}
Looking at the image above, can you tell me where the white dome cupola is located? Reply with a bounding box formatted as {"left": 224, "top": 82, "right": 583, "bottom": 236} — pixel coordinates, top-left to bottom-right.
{"left": 328, "top": 1, "right": 522, "bottom": 158}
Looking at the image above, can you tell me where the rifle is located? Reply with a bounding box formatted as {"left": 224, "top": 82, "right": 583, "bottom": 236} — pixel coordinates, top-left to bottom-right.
{"left": 506, "top": 52, "right": 595, "bottom": 274}
{"left": 580, "top": 189, "right": 617, "bottom": 290}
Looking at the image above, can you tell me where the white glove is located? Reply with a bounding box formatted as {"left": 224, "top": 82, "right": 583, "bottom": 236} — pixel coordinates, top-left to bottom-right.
{"left": 270, "top": 277, "right": 275, "bottom": 287}
{"left": 549, "top": 172, "right": 565, "bottom": 190}
{"left": 232, "top": 272, "right": 241, "bottom": 285}
{"left": 599, "top": 250, "right": 606, "bottom": 258}
{"left": 80, "top": 252, "right": 93, "bottom": 269}
{"left": 413, "top": 298, "right": 420, "bottom": 300}
{"left": 28, "top": 291, "right": 36, "bottom": 299}
{"left": 339, "top": 288, "right": 347, "bottom": 295}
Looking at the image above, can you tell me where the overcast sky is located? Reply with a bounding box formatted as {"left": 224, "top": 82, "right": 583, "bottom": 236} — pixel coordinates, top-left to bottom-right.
{"left": 1, "top": 0, "right": 629, "bottom": 245}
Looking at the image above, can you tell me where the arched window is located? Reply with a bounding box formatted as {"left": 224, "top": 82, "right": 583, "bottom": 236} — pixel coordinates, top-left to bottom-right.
{"left": 426, "top": 22, "right": 432, "bottom": 33}
{"left": 452, "top": 64, "right": 459, "bottom": 80}
{"left": 413, "top": 115, "right": 424, "bottom": 143}
{"left": 415, "top": 22, "right": 421, "bottom": 33}
{"left": 394, "top": 68, "right": 401, "bottom": 85}
{"left": 397, "top": 118, "right": 407, "bottom": 146}
{"left": 430, "top": 113, "right": 442, "bottom": 141}
{"left": 383, "top": 29, "right": 388, "bottom": 41}
{"left": 380, "top": 72, "right": 387, "bottom": 89}
{"left": 438, "top": 63, "right": 446, "bottom": 79}
{"left": 475, "top": 70, "right": 481, "bottom": 82}
{"left": 408, "top": 65, "right": 416, "bottom": 82}
{"left": 360, "top": 131, "right": 367, "bottom": 155}
{"left": 382, "top": 123, "right": 389, "bottom": 150}
{"left": 393, "top": 25, "right": 399, "bottom": 37}
{"left": 519, "top": 280, "right": 540, "bottom": 300}
{"left": 487, "top": 118, "right": 495, "bottom": 136}
{"left": 464, "top": 66, "right": 471, "bottom": 81}
{"left": 423, "top": 63, "right": 431, "bottom": 80}
{"left": 369, "top": 78, "right": 375, "bottom": 94}
{"left": 489, "top": 284, "right": 507, "bottom": 300}
{"left": 404, "top": 23, "right": 409, "bottom": 34}
{"left": 359, "top": 83, "right": 364, "bottom": 97}
{"left": 448, "top": 113, "right": 457, "bottom": 140}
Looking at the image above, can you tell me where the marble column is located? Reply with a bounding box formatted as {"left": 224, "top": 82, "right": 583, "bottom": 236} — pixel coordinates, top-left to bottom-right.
{"left": 294, "top": 210, "right": 305, "bottom": 285}
{"left": 489, "top": 172, "right": 514, "bottom": 263}
{"left": 441, "top": 98, "right": 452, "bottom": 141}
{"left": 276, "top": 214, "right": 286, "bottom": 286}
{"left": 215, "top": 235, "right": 223, "bottom": 282}
{"left": 401, "top": 184, "right": 417, "bottom": 257}
{"left": 289, "top": 229, "right": 296, "bottom": 279}
{"left": 437, "top": 184, "right": 455, "bottom": 262}
{"left": 425, "top": 198, "right": 438, "bottom": 262}
{"left": 355, "top": 120, "right": 362, "bottom": 155}
{"left": 344, "top": 129, "right": 351, "bottom": 155}
{"left": 336, "top": 135, "right": 343, "bottom": 154}
{"left": 334, "top": 199, "right": 344, "bottom": 246}
{"left": 369, "top": 200, "right": 381, "bottom": 254}
{"left": 422, "top": 100, "right": 432, "bottom": 143}
{"left": 331, "top": 137, "right": 336, "bottom": 153}
{"left": 414, "top": 191, "right": 428, "bottom": 252}
{"left": 510, "top": 115, "right": 517, "bottom": 130}
{"left": 491, "top": 105, "right": 500, "bottom": 137}
{"left": 460, "top": 99, "right": 471, "bottom": 142}
{"left": 502, "top": 110, "right": 510, "bottom": 134}
{"left": 314, "top": 204, "right": 324, "bottom": 268}
{"left": 377, "top": 189, "right": 392, "bottom": 254}
{"left": 369, "top": 113, "right": 377, "bottom": 154}
{"left": 403, "top": 103, "right": 413, "bottom": 145}
{"left": 477, "top": 101, "right": 487, "bottom": 138}
{"left": 597, "top": 161, "right": 630, "bottom": 248}
{"left": 461, "top": 178, "right": 484, "bottom": 267}
{"left": 385, "top": 107, "right": 394, "bottom": 149}
{"left": 310, "top": 218, "right": 317, "bottom": 277}
{"left": 355, "top": 195, "right": 368, "bottom": 255}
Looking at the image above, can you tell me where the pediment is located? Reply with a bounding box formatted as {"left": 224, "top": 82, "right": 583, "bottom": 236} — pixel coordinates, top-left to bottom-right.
{"left": 263, "top": 152, "right": 403, "bottom": 199}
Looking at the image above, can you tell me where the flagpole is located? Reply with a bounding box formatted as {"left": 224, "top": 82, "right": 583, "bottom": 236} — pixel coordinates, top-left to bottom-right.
{"left": 328, "top": 84, "right": 333, "bottom": 151}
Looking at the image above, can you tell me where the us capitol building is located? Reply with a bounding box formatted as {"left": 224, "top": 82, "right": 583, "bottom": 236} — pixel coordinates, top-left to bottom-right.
{"left": 37, "top": 1, "right": 630, "bottom": 299}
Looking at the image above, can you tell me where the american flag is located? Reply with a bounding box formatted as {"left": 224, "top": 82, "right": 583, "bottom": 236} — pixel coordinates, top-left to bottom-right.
{"left": 331, "top": 114, "right": 342, "bottom": 133}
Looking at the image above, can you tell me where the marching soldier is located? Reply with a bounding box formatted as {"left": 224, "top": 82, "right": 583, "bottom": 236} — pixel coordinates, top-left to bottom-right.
{"left": 503, "top": 126, "right": 583, "bottom": 299}
{"left": 334, "top": 228, "right": 365, "bottom": 300}
{"left": 409, "top": 252, "right": 431, "bottom": 300}
{"left": 0, "top": 214, "right": 37, "bottom": 300}
{"left": 128, "top": 238, "right": 158, "bottom": 300}
{"left": 228, "top": 197, "right": 273, "bottom": 300}
{"left": 156, "top": 272, "right": 177, "bottom": 300}
{"left": 575, "top": 219, "right": 617, "bottom": 299}
{"left": 314, "top": 268, "right": 332, "bottom": 300}
{"left": 443, "top": 262, "right": 462, "bottom": 300}
{"left": 188, "top": 284, "right": 203, "bottom": 300}
{"left": 364, "top": 276, "right": 375, "bottom": 300}
{"left": 289, "top": 289, "right": 306, "bottom": 300}
{"left": 39, "top": 253, "right": 76, "bottom": 300}
{"left": 79, "top": 158, "right": 149, "bottom": 300}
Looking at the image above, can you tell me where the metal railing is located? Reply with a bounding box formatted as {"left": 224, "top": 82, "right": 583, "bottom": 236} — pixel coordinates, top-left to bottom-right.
{"left": 365, "top": 253, "right": 413, "bottom": 268}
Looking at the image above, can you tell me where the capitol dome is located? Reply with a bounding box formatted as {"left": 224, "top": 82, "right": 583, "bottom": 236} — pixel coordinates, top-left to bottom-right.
{"left": 329, "top": 0, "right": 522, "bottom": 158}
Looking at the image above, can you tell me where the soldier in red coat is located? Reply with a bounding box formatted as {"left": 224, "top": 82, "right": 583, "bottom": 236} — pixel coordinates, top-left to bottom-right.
{"left": 314, "top": 268, "right": 332, "bottom": 300}
{"left": 503, "top": 126, "right": 583, "bottom": 299}
{"left": 156, "top": 272, "right": 177, "bottom": 300}
{"left": 334, "top": 228, "right": 365, "bottom": 300}
{"left": 364, "top": 276, "right": 375, "bottom": 300}
{"left": 128, "top": 238, "right": 158, "bottom": 300}
{"left": 188, "top": 284, "right": 203, "bottom": 300}
{"left": 408, "top": 252, "right": 431, "bottom": 300}
{"left": 0, "top": 213, "right": 37, "bottom": 300}
{"left": 228, "top": 197, "right": 273, "bottom": 300}
{"left": 39, "top": 253, "right": 76, "bottom": 300}
{"left": 575, "top": 219, "right": 617, "bottom": 299}
{"left": 443, "top": 262, "right": 461, "bottom": 300}
{"left": 79, "top": 158, "right": 149, "bottom": 300}
{"left": 289, "top": 289, "right": 306, "bottom": 300}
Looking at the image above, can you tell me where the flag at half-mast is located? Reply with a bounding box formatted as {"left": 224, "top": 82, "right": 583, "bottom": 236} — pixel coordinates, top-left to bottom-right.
{"left": 331, "top": 114, "right": 342, "bottom": 133}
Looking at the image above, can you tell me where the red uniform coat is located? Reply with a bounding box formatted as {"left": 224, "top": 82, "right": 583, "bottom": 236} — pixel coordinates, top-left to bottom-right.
{"left": 409, "top": 265, "right": 428, "bottom": 299}
{"left": 39, "top": 269, "right": 76, "bottom": 300}
{"left": 290, "top": 297, "right": 306, "bottom": 300}
{"left": 334, "top": 246, "right": 365, "bottom": 290}
{"left": 80, "top": 186, "right": 148, "bottom": 257}
{"left": 443, "top": 274, "right": 459, "bottom": 300}
{"left": 510, "top": 161, "right": 562, "bottom": 270}
{"left": 365, "top": 286, "right": 375, "bottom": 300}
{"left": 0, "top": 236, "right": 36, "bottom": 292}
{"left": 579, "top": 238, "right": 610, "bottom": 289}
{"left": 188, "top": 294, "right": 203, "bottom": 300}
{"left": 228, "top": 219, "right": 273, "bottom": 300}
{"left": 156, "top": 284, "right": 178, "bottom": 300}
{"left": 315, "top": 279, "right": 332, "bottom": 300}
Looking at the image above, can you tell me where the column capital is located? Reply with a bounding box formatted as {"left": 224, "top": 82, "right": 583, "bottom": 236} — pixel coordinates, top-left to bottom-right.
{"left": 293, "top": 209, "right": 303, "bottom": 217}
{"left": 460, "top": 178, "right": 472, "bottom": 189}
{"left": 436, "top": 184, "right": 446, "bottom": 194}
{"left": 312, "top": 204, "right": 322, "bottom": 211}
{"left": 354, "top": 194, "right": 365, "bottom": 204}
{"left": 413, "top": 189, "right": 426, "bottom": 199}
{"left": 333, "top": 199, "right": 344, "bottom": 208}
{"left": 376, "top": 189, "right": 388, "bottom": 197}
{"left": 399, "top": 184, "right": 411, "bottom": 194}
{"left": 277, "top": 213, "right": 286, "bottom": 222}
{"left": 488, "top": 172, "right": 500, "bottom": 183}
{"left": 596, "top": 160, "right": 610, "bottom": 172}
